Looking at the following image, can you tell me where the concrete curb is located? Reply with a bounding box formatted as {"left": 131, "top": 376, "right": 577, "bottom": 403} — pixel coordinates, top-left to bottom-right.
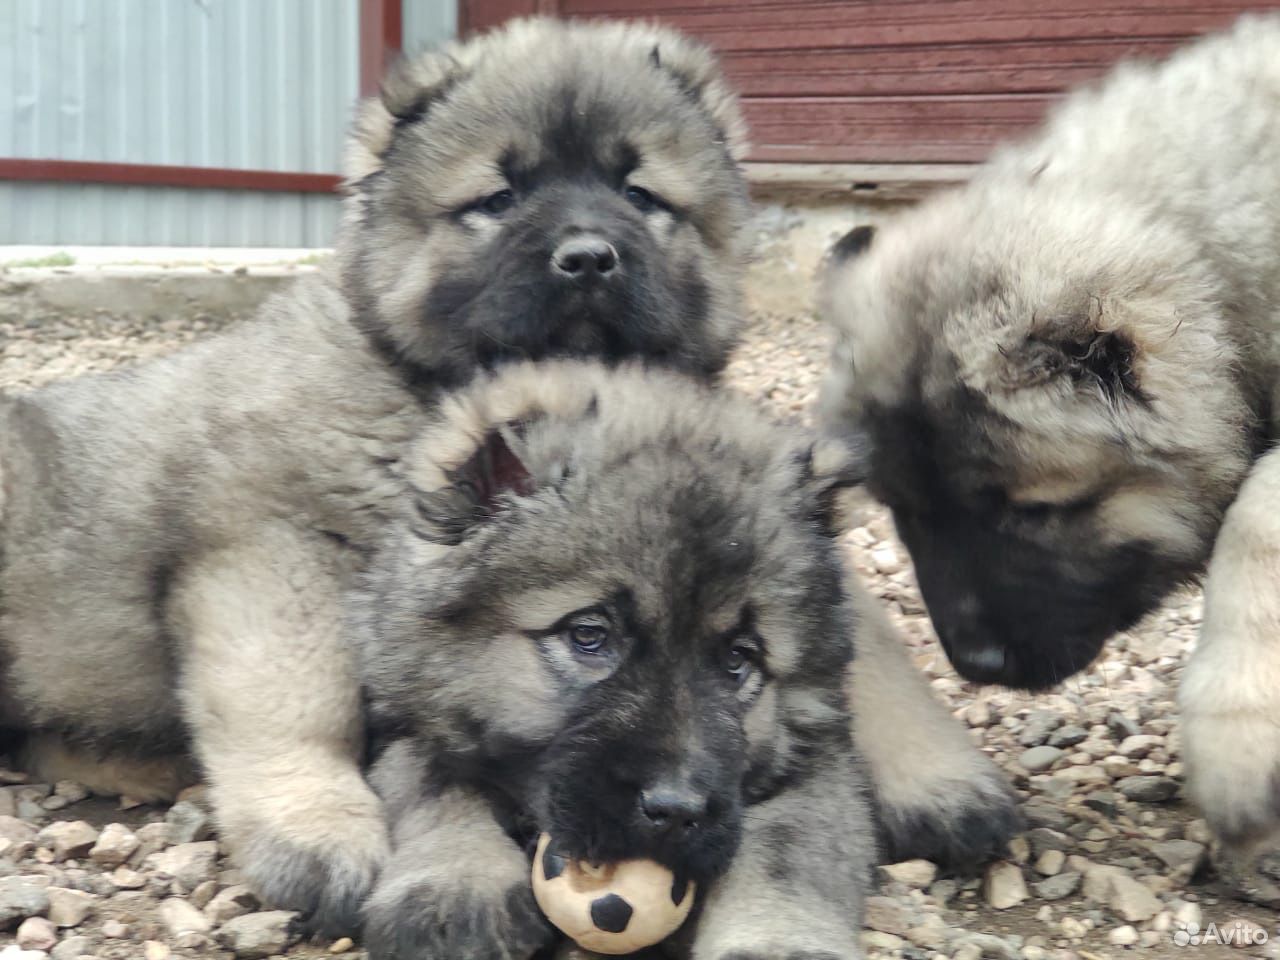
{"left": 0, "top": 266, "right": 310, "bottom": 326}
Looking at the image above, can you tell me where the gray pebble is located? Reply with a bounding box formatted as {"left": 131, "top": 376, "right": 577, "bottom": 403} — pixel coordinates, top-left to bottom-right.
{"left": 1116, "top": 776, "right": 1179, "bottom": 803}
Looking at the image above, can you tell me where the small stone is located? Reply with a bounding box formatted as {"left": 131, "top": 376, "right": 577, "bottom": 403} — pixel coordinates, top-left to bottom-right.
{"left": 879, "top": 859, "right": 937, "bottom": 889}
{"left": 1036, "top": 850, "right": 1066, "bottom": 876}
{"left": 0, "top": 877, "right": 50, "bottom": 929}
{"left": 1108, "top": 874, "right": 1162, "bottom": 922}
{"left": 34, "top": 823, "right": 97, "bottom": 863}
{"left": 146, "top": 841, "right": 218, "bottom": 892}
{"left": 861, "top": 931, "right": 905, "bottom": 953}
{"left": 165, "top": 802, "right": 212, "bottom": 845}
{"left": 45, "top": 888, "right": 94, "bottom": 927}
{"left": 1060, "top": 917, "right": 1087, "bottom": 939}
{"left": 1048, "top": 725, "right": 1088, "bottom": 749}
{"left": 1149, "top": 839, "right": 1206, "bottom": 876}
{"left": 188, "top": 879, "right": 219, "bottom": 910}
{"left": 1021, "top": 746, "right": 1065, "bottom": 773}
{"left": 129, "top": 823, "right": 173, "bottom": 865}
{"left": 204, "top": 884, "right": 259, "bottom": 925}
{"left": 101, "top": 919, "right": 129, "bottom": 938}
{"left": 144, "top": 942, "right": 171, "bottom": 960}
{"left": 929, "top": 878, "right": 958, "bottom": 904}
{"left": 160, "top": 897, "right": 211, "bottom": 936}
{"left": 15, "top": 916, "right": 56, "bottom": 951}
{"left": 954, "top": 933, "right": 1021, "bottom": 960}
{"left": 1022, "top": 798, "right": 1072, "bottom": 831}
{"left": 964, "top": 701, "right": 993, "bottom": 728}
{"left": 329, "top": 938, "right": 354, "bottom": 955}
{"left": 88, "top": 825, "right": 139, "bottom": 869}
{"left": 1027, "top": 827, "right": 1073, "bottom": 855}
{"left": 1106, "top": 712, "right": 1142, "bottom": 741}
{"left": 905, "top": 915, "right": 950, "bottom": 950}
{"left": 51, "top": 783, "right": 89, "bottom": 805}
{"left": 1117, "top": 735, "right": 1161, "bottom": 758}
{"left": 1108, "top": 925, "right": 1139, "bottom": 947}
{"left": 0, "top": 948, "right": 47, "bottom": 960}
{"left": 1033, "top": 872, "right": 1081, "bottom": 901}
{"left": 50, "top": 935, "right": 90, "bottom": 960}
{"left": 109, "top": 866, "right": 146, "bottom": 889}
{"left": 215, "top": 911, "right": 301, "bottom": 959}
{"left": 0, "top": 818, "right": 38, "bottom": 846}
{"left": 1082, "top": 792, "right": 1119, "bottom": 817}
{"left": 863, "top": 896, "right": 912, "bottom": 936}
{"left": 1019, "top": 712, "right": 1062, "bottom": 747}
{"left": 1174, "top": 901, "right": 1202, "bottom": 928}
{"left": 1115, "top": 776, "right": 1178, "bottom": 803}
{"left": 1007, "top": 836, "right": 1031, "bottom": 864}
{"left": 984, "top": 861, "right": 1029, "bottom": 909}
{"left": 0, "top": 793, "right": 14, "bottom": 818}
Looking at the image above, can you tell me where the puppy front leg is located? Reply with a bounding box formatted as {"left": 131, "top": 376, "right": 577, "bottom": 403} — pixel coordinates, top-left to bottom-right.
{"left": 690, "top": 750, "right": 873, "bottom": 960}
{"left": 172, "top": 526, "right": 387, "bottom": 937}
{"left": 362, "top": 740, "right": 555, "bottom": 960}
{"left": 844, "top": 576, "right": 1022, "bottom": 866}
{"left": 1181, "top": 446, "right": 1280, "bottom": 870}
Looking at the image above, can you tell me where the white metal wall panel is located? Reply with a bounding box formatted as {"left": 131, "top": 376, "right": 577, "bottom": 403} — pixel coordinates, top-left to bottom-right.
{"left": 403, "top": 0, "right": 458, "bottom": 55}
{"left": 0, "top": 0, "right": 371, "bottom": 247}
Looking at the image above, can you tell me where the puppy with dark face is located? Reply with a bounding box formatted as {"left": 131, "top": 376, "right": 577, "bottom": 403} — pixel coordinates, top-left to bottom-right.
{"left": 341, "top": 18, "right": 751, "bottom": 387}
{"left": 819, "top": 16, "right": 1280, "bottom": 872}
{"left": 351, "top": 361, "right": 872, "bottom": 960}
{"left": 0, "top": 17, "right": 754, "bottom": 936}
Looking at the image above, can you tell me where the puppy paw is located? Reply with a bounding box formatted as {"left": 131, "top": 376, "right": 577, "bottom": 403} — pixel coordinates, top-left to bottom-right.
{"left": 875, "top": 759, "right": 1023, "bottom": 868}
{"left": 1213, "top": 848, "right": 1280, "bottom": 910}
{"left": 1180, "top": 697, "right": 1280, "bottom": 852}
{"left": 364, "top": 879, "right": 555, "bottom": 960}
{"left": 239, "top": 833, "right": 386, "bottom": 939}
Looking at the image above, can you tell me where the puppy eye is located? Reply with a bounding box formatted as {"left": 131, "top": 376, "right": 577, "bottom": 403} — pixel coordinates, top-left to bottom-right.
{"left": 623, "top": 185, "right": 665, "bottom": 213}
{"left": 568, "top": 620, "right": 610, "bottom": 654}
{"left": 724, "top": 643, "right": 755, "bottom": 683}
{"left": 475, "top": 188, "right": 516, "bottom": 216}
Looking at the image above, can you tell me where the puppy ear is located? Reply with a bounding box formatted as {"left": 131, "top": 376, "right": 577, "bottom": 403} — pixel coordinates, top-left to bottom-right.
{"left": 1007, "top": 326, "right": 1148, "bottom": 406}
{"left": 798, "top": 436, "right": 870, "bottom": 537}
{"left": 342, "top": 49, "right": 466, "bottom": 186}
{"left": 827, "top": 225, "right": 876, "bottom": 266}
{"left": 647, "top": 36, "right": 748, "bottom": 159}
{"left": 412, "top": 425, "right": 537, "bottom": 545}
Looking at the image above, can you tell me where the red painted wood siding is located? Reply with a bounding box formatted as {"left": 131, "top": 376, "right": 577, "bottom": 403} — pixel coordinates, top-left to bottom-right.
{"left": 461, "top": 0, "right": 1277, "bottom": 163}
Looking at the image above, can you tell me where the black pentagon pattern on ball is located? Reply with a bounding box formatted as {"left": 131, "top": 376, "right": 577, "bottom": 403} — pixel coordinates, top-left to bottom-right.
{"left": 542, "top": 844, "right": 567, "bottom": 881}
{"left": 670, "top": 873, "right": 688, "bottom": 906}
{"left": 590, "top": 893, "right": 634, "bottom": 934}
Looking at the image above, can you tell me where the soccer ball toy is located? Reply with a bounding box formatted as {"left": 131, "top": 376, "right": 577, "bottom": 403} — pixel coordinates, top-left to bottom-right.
{"left": 531, "top": 833, "right": 696, "bottom": 954}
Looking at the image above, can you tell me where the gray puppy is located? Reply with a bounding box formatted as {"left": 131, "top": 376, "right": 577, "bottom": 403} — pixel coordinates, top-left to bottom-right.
{"left": 0, "top": 17, "right": 752, "bottom": 932}
{"left": 820, "top": 16, "right": 1280, "bottom": 865}
{"left": 350, "top": 360, "right": 873, "bottom": 960}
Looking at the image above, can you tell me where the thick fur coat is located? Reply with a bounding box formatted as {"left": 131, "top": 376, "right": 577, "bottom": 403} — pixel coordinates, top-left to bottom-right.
{"left": 820, "top": 15, "right": 1280, "bottom": 871}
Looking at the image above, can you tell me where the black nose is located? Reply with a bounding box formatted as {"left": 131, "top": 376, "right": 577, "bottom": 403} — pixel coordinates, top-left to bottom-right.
{"left": 552, "top": 234, "right": 619, "bottom": 281}
{"left": 639, "top": 785, "right": 709, "bottom": 834}
{"left": 948, "top": 640, "right": 1010, "bottom": 685}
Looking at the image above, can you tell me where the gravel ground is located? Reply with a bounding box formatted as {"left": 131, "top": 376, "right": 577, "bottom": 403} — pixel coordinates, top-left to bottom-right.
{"left": 1, "top": 271, "right": 1274, "bottom": 959}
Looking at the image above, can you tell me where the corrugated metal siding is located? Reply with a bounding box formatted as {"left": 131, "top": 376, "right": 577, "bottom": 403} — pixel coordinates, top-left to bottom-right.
{"left": 0, "top": 0, "right": 404, "bottom": 247}
{"left": 404, "top": 0, "right": 458, "bottom": 54}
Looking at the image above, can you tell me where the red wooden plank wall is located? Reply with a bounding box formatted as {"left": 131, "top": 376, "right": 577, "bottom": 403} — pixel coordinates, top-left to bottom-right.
{"left": 461, "top": 0, "right": 1275, "bottom": 163}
